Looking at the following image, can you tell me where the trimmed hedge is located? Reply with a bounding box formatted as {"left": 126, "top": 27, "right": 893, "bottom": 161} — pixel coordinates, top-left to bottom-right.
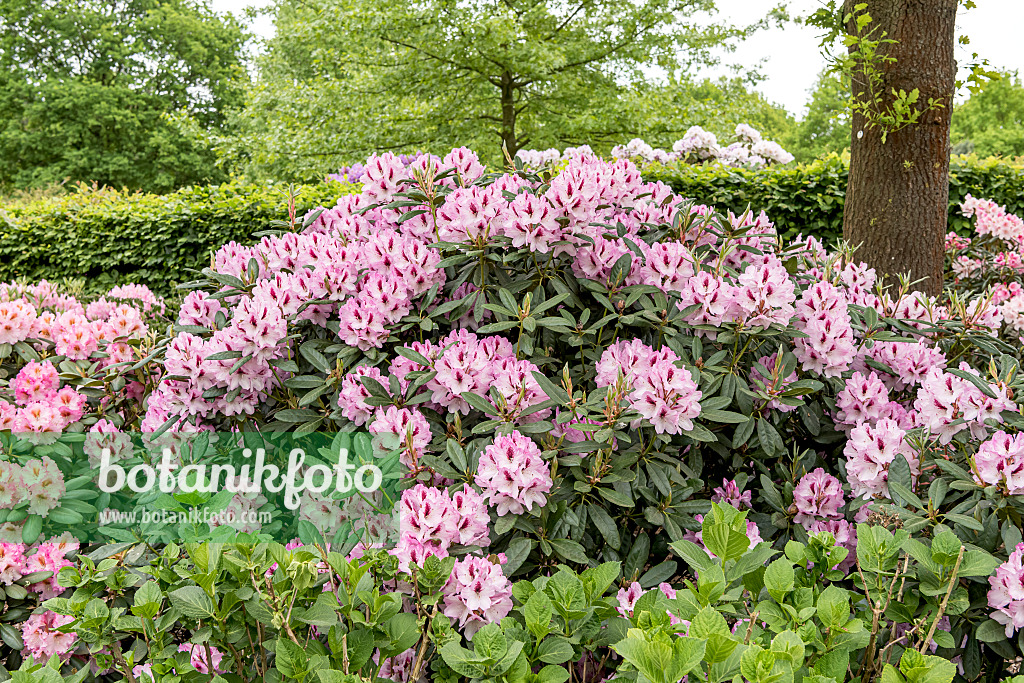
{"left": 644, "top": 153, "right": 1024, "bottom": 244}
{"left": 0, "top": 180, "right": 355, "bottom": 295}
{"left": 2, "top": 155, "right": 1022, "bottom": 294}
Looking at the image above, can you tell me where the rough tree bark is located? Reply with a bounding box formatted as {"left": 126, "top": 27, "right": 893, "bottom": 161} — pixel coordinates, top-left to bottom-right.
{"left": 842, "top": 0, "right": 957, "bottom": 297}
{"left": 499, "top": 71, "right": 524, "bottom": 159}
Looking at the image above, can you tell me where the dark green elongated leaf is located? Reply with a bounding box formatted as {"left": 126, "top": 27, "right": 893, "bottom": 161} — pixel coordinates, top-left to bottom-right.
{"left": 275, "top": 408, "right": 321, "bottom": 422}
{"left": 587, "top": 504, "right": 620, "bottom": 550}
{"left": 700, "top": 409, "right": 750, "bottom": 424}
{"left": 549, "top": 539, "right": 589, "bottom": 564}
{"left": 300, "top": 341, "right": 332, "bottom": 373}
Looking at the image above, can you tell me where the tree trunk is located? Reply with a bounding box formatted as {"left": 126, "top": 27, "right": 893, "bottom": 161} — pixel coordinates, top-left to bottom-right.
{"left": 499, "top": 71, "right": 519, "bottom": 159}
{"left": 842, "top": 0, "right": 957, "bottom": 297}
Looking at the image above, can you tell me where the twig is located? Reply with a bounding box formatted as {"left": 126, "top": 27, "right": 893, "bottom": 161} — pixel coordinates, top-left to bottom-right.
{"left": 896, "top": 554, "right": 911, "bottom": 602}
{"left": 920, "top": 545, "right": 964, "bottom": 653}
{"left": 745, "top": 611, "right": 759, "bottom": 645}
{"left": 409, "top": 603, "right": 439, "bottom": 681}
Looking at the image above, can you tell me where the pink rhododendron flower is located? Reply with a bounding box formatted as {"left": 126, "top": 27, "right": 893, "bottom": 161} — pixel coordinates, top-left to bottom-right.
{"left": 442, "top": 556, "right": 513, "bottom": 638}
{"left": 973, "top": 431, "right": 1024, "bottom": 494}
{"left": 791, "top": 468, "right": 845, "bottom": 523}
{"left": 21, "top": 611, "right": 77, "bottom": 662}
{"left": 475, "top": 431, "right": 552, "bottom": 516}
{"left": 989, "top": 543, "right": 1024, "bottom": 636}
{"left": 712, "top": 479, "right": 752, "bottom": 509}
{"left": 178, "top": 643, "right": 226, "bottom": 674}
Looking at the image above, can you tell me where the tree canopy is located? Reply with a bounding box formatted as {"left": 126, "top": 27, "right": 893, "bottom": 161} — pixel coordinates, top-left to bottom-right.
{"left": 225, "top": 0, "right": 782, "bottom": 181}
{"left": 951, "top": 70, "right": 1024, "bottom": 158}
{"left": 0, "top": 0, "right": 247, "bottom": 192}
{"left": 788, "top": 70, "right": 850, "bottom": 162}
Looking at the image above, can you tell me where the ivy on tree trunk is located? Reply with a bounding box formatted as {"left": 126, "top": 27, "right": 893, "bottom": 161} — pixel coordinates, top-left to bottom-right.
{"left": 842, "top": 0, "right": 957, "bottom": 297}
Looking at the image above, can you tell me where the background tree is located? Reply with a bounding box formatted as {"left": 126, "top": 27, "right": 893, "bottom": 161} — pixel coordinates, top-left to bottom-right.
{"left": 951, "top": 70, "right": 1024, "bottom": 157}
{"left": 0, "top": 0, "right": 247, "bottom": 193}
{"left": 787, "top": 70, "right": 851, "bottom": 162}
{"left": 810, "top": 1, "right": 958, "bottom": 296}
{"left": 224, "top": 0, "right": 778, "bottom": 181}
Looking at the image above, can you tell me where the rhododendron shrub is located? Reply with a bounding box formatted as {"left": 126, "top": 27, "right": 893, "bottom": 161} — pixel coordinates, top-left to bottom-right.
{"left": 3, "top": 148, "right": 1024, "bottom": 679}
{"left": 0, "top": 281, "right": 169, "bottom": 674}
{"left": 514, "top": 124, "right": 795, "bottom": 171}
{"left": 948, "top": 195, "right": 1024, "bottom": 337}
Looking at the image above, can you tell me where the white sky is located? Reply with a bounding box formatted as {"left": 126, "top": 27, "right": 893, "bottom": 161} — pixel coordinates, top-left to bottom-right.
{"left": 211, "top": 0, "right": 1024, "bottom": 116}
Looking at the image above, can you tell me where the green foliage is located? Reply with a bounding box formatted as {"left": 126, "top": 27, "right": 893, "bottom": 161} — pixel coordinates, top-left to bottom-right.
{"left": 0, "top": 180, "right": 356, "bottom": 294}
{"left": 0, "top": 0, "right": 248, "bottom": 193}
{"left": 789, "top": 70, "right": 852, "bottom": 163}
{"left": 223, "top": 0, "right": 763, "bottom": 180}
{"left": 951, "top": 71, "right": 1024, "bottom": 158}
{"left": 644, "top": 154, "right": 1024, "bottom": 245}
{"left": 4, "top": 155, "right": 1023, "bottom": 293}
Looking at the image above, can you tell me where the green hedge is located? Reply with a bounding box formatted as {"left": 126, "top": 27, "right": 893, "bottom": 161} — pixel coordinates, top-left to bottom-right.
{"left": 0, "top": 180, "right": 355, "bottom": 295}
{"left": 644, "top": 154, "right": 1024, "bottom": 244}
{"left": 3, "top": 155, "right": 1022, "bottom": 295}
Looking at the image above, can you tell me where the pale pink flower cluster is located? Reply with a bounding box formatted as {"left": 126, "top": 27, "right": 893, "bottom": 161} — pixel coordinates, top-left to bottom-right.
{"left": 18, "top": 538, "right": 78, "bottom": 599}
{"left": 0, "top": 457, "right": 65, "bottom": 517}
{"left": 0, "top": 298, "right": 38, "bottom": 345}
{"left": 106, "top": 283, "right": 165, "bottom": 314}
{"left": 613, "top": 124, "right": 794, "bottom": 168}
{"left": 369, "top": 406, "right": 432, "bottom": 468}
{"left": 732, "top": 256, "right": 796, "bottom": 328}
{"left": 843, "top": 419, "right": 919, "bottom": 499}
{"left": 992, "top": 283, "right": 1024, "bottom": 336}
{"left": 83, "top": 419, "right": 133, "bottom": 466}
{"left": 475, "top": 431, "right": 552, "bottom": 516}
{"left": 21, "top": 611, "right": 77, "bottom": 662}
{"left": 853, "top": 341, "right": 946, "bottom": 392}
{"left": 952, "top": 255, "right": 983, "bottom": 280}
{"left": 0, "top": 361, "right": 87, "bottom": 438}
{"left": 673, "top": 126, "right": 721, "bottom": 160}
{"left": 989, "top": 542, "right": 1024, "bottom": 636}
{"left": 961, "top": 194, "right": 1024, "bottom": 243}
{"left": 147, "top": 289, "right": 289, "bottom": 426}
{"left": 337, "top": 366, "right": 388, "bottom": 426}
{"left": 791, "top": 468, "right": 845, "bottom": 523}
{"left": 835, "top": 371, "right": 893, "bottom": 430}
{"left": 386, "top": 331, "right": 548, "bottom": 421}
{"left": 0, "top": 282, "right": 89, "bottom": 355}
{"left": 945, "top": 232, "right": 971, "bottom": 252}
{"left": 393, "top": 483, "right": 490, "bottom": 572}
{"left": 596, "top": 340, "right": 702, "bottom": 435}
{"left": 973, "top": 431, "right": 1024, "bottom": 495}
{"left": 913, "top": 366, "right": 1012, "bottom": 444}
{"left": 994, "top": 251, "right": 1024, "bottom": 273}
{"left": 442, "top": 556, "right": 513, "bottom": 638}
{"left": 792, "top": 281, "right": 856, "bottom": 378}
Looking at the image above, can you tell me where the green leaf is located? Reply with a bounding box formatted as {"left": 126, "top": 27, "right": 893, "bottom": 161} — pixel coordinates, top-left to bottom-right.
{"left": 975, "top": 618, "right": 1008, "bottom": 643}
{"left": 815, "top": 585, "right": 849, "bottom": 630}
{"left": 689, "top": 605, "right": 730, "bottom": 638}
{"left": 168, "top": 586, "right": 216, "bottom": 619}
{"left": 300, "top": 342, "right": 332, "bottom": 373}
{"left": 763, "top": 558, "right": 795, "bottom": 602}
{"left": 439, "top": 643, "right": 486, "bottom": 678}
{"left": 537, "top": 636, "right": 574, "bottom": 664}
{"left": 21, "top": 515, "right": 42, "bottom": 544}
{"left": 524, "top": 591, "right": 553, "bottom": 640}
{"left": 549, "top": 538, "right": 589, "bottom": 564}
